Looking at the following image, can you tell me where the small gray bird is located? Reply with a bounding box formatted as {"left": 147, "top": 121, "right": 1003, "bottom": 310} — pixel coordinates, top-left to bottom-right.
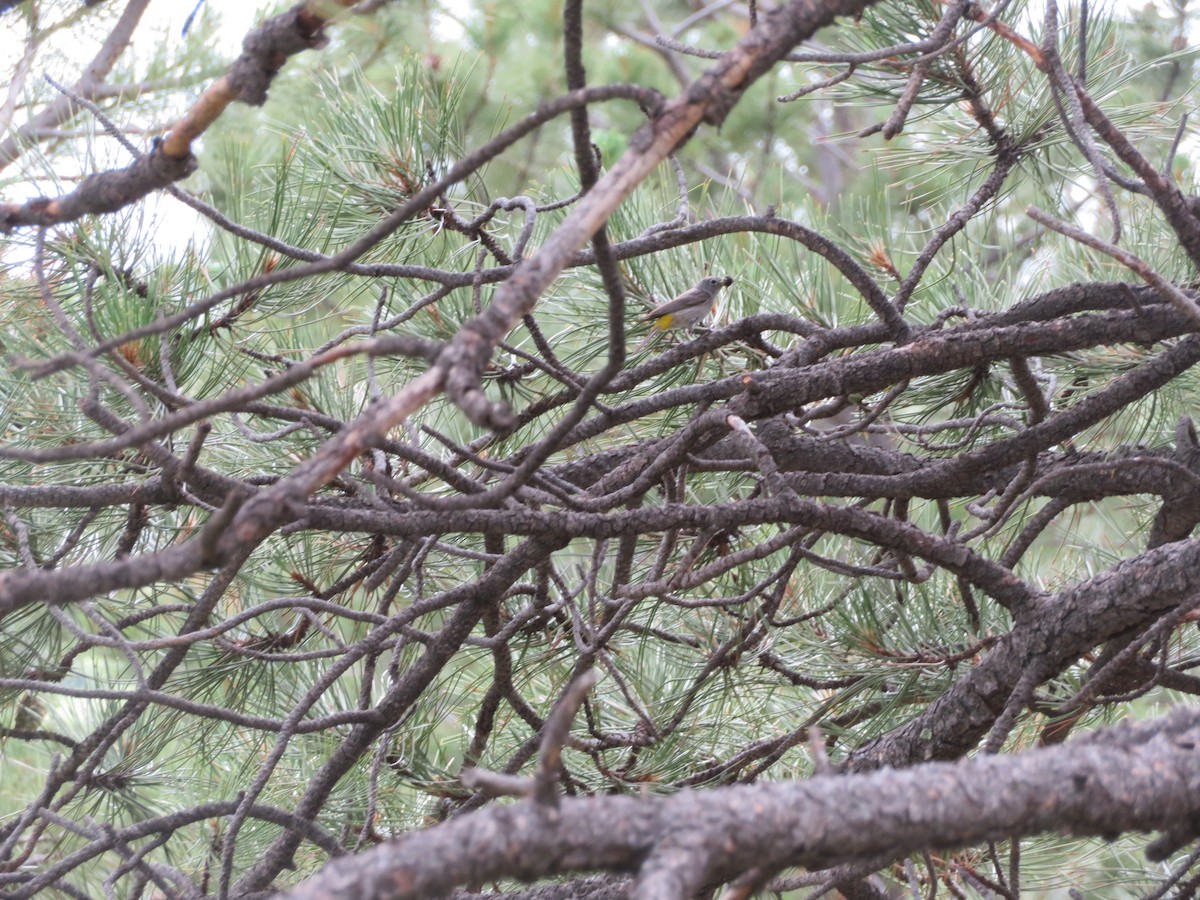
{"left": 637, "top": 275, "right": 733, "bottom": 349}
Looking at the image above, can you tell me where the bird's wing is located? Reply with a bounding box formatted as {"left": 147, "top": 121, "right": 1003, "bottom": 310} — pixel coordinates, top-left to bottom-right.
{"left": 641, "top": 287, "right": 706, "bottom": 319}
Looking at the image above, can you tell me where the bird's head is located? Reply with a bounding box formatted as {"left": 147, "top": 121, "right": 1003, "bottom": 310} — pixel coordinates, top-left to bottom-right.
{"left": 701, "top": 275, "right": 733, "bottom": 294}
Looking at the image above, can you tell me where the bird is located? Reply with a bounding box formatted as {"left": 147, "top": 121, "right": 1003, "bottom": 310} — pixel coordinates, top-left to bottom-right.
{"left": 636, "top": 275, "right": 733, "bottom": 350}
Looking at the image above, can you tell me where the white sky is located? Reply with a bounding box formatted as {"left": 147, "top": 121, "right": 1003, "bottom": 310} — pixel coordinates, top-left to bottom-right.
{"left": 140, "top": 0, "right": 266, "bottom": 52}
{"left": 0, "top": 1, "right": 267, "bottom": 68}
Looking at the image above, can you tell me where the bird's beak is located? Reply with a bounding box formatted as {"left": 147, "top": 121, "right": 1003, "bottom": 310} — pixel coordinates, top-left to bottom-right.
{"left": 721, "top": 276, "right": 733, "bottom": 287}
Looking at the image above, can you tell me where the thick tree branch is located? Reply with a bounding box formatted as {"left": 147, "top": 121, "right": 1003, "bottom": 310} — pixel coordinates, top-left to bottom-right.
{"left": 280, "top": 706, "right": 1200, "bottom": 900}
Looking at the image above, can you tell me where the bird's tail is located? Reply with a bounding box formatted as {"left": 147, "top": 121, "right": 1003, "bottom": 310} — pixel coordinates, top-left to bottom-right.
{"left": 634, "top": 328, "right": 661, "bottom": 352}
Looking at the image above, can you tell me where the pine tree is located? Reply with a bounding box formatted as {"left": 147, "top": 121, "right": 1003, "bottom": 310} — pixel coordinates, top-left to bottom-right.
{"left": 3, "top": 1, "right": 1200, "bottom": 897}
